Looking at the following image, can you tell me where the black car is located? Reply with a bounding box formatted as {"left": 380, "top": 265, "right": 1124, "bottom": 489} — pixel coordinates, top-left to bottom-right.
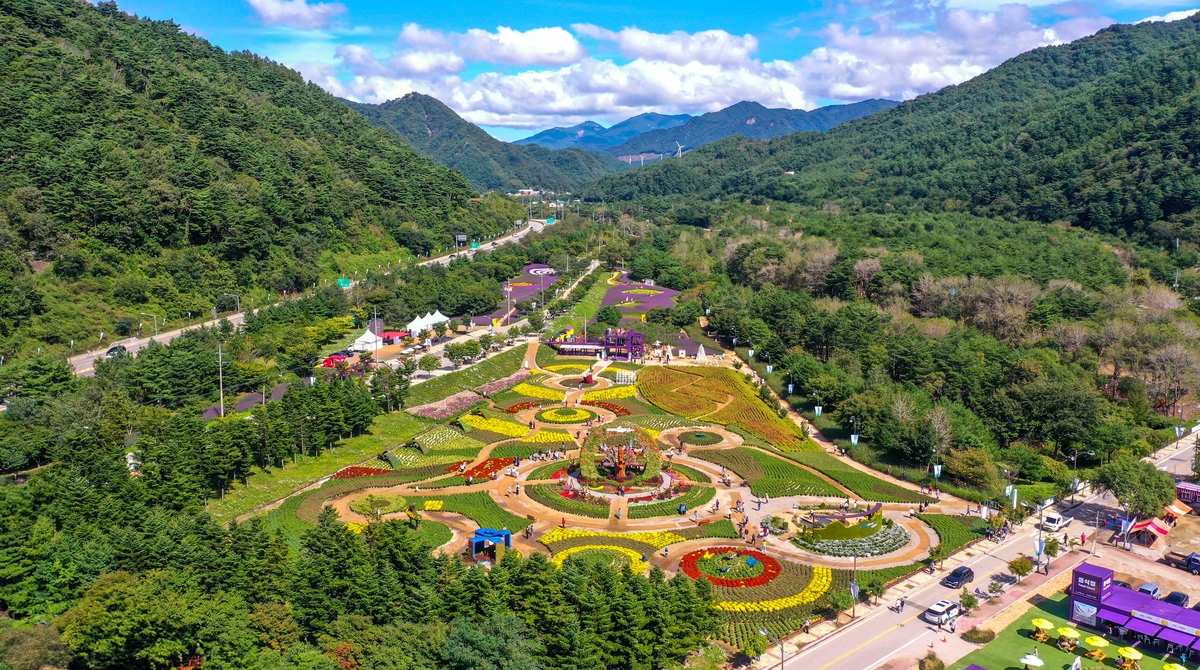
{"left": 104, "top": 345, "right": 128, "bottom": 359}
{"left": 1114, "top": 580, "right": 1133, "bottom": 589}
{"left": 942, "top": 567, "right": 975, "bottom": 588}
{"left": 1165, "top": 592, "right": 1191, "bottom": 608}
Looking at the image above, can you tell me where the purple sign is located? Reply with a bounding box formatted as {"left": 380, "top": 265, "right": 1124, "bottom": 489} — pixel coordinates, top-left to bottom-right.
{"left": 1072, "top": 563, "right": 1114, "bottom": 604}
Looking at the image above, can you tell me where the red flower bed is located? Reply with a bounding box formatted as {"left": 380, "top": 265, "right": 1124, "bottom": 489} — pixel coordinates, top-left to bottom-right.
{"left": 445, "top": 461, "right": 470, "bottom": 473}
{"left": 680, "top": 547, "right": 782, "bottom": 588}
{"left": 333, "top": 466, "right": 392, "bottom": 479}
{"left": 581, "top": 399, "right": 632, "bottom": 416}
{"left": 463, "top": 457, "right": 515, "bottom": 480}
{"left": 505, "top": 401, "right": 540, "bottom": 414}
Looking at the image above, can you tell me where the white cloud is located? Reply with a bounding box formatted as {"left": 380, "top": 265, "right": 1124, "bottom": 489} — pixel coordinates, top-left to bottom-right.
{"left": 389, "top": 51, "right": 466, "bottom": 76}
{"left": 400, "top": 23, "right": 453, "bottom": 50}
{"left": 797, "top": 4, "right": 1112, "bottom": 100}
{"left": 1136, "top": 8, "right": 1199, "bottom": 22}
{"left": 573, "top": 24, "right": 759, "bottom": 66}
{"left": 246, "top": 0, "right": 346, "bottom": 30}
{"left": 458, "top": 26, "right": 585, "bottom": 66}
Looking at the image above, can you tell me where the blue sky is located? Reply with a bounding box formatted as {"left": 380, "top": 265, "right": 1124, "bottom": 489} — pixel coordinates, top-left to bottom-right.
{"left": 116, "top": 0, "right": 1198, "bottom": 140}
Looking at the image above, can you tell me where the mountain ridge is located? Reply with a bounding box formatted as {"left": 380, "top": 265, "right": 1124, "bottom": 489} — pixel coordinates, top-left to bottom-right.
{"left": 514, "top": 113, "right": 692, "bottom": 151}
{"left": 582, "top": 15, "right": 1200, "bottom": 243}
{"left": 346, "top": 93, "right": 628, "bottom": 193}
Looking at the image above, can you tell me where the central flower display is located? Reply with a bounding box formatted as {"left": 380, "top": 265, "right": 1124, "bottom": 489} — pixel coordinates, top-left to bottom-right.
{"left": 535, "top": 407, "right": 597, "bottom": 424}
{"left": 578, "top": 422, "right": 664, "bottom": 492}
{"left": 680, "top": 547, "right": 782, "bottom": 588}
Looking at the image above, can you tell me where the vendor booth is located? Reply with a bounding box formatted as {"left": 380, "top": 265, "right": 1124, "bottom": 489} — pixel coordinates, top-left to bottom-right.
{"left": 1070, "top": 563, "right": 1200, "bottom": 658}
{"left": 469, "top": 528, "right": 512, "bottom": 563}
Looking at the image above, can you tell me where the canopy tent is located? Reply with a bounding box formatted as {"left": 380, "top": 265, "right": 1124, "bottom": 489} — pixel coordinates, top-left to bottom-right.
{"left": 350, "top": 329, "right": 383, "bottom": 352}
{"left": 1164, "top": 499, "right": 1193, "bottom": 519}
{"left": 406, "top": 311, "right": 449, "bottom": 335}
{"left": 1129, "top": 518, "right": 1170, "bottom": 545}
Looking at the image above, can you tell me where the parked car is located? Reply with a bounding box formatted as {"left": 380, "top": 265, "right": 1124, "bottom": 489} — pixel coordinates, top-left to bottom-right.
{"left": 923, "top": 600, "right": 962, "bottom": 625}
{"left": 1138, "top": 583, "right": 1162, "bottom": 599}
{"left": 1165, "top": 592, "right": 1191, "bottom": 608}
{"left": 1114, "top": 580, "right": 1133, "bottom": 590}
{"left": 104, "top": 345, "right": 128, "bottom": 359}
{"left": 1042, "top": 512, "right": 1071, "bottom": 532}
{"left": 942, "top": 567, "right": 975, "bottom": 588}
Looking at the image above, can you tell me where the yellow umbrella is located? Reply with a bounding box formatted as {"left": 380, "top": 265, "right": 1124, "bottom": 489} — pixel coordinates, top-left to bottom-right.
{"left": 1031, "top": 619, "right": 1056, "bottom": 630}
{"left": 1084, "top": 636, "right": 1110, "bottom": 648}
{"left": 1117, "top": 648, "right": 1143, "bottom": 660}
{"left": 1057, "top": 627, "right": 1081, "bottom": 639}
{"left": 1163, "top": 664, "right": 1186, "bottom": 670}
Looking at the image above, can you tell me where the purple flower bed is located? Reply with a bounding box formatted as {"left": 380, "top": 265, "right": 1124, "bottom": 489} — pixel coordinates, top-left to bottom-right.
{"left": 479, "top": 370, "right": 530, "bottom": 395}
{"left": 471, "top": 264, "right": 563, "bottom": 325}
{"left": 407, "top": 390, "right": 481, "bottom": 419}
{"left": 601, "top": 282, "right": 679, "bottom": 313}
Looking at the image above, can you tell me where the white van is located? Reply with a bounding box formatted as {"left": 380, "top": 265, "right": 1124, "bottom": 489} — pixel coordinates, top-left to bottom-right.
{"left": 1042, "top": 512, "right": 1071, "bottom": 532}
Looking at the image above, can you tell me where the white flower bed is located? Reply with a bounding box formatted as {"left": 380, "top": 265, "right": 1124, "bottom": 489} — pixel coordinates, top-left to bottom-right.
{"left": 793, "top": 522, "right": 911, "bottom": 557}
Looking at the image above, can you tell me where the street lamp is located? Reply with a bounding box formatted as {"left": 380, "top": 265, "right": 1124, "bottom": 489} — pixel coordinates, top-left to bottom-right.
{"left": 224, "top": 292, "right": 242, "bottom": 315}
{"left": 758, "top": 628, "right": 785, "bottom": 670}
{"left": 140, "top": 312, "right": 160, "bottom": 337}
{"left": 1068, "top": 450, "right": 1094, "bottom": 504}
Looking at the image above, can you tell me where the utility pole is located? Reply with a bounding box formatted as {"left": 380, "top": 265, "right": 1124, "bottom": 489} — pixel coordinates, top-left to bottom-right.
{"left": 218, "top": 342, "right": 225, "bottom": 418}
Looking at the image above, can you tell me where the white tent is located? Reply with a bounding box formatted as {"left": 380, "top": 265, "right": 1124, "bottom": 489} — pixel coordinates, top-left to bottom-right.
{"left": 350, "top": 328, "right": 383, "bottom": 352}
{"left": 405, "top": 311, "right": 449, "bottom": 334}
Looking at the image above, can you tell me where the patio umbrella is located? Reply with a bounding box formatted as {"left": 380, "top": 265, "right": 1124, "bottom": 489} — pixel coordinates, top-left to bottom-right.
{"left": 1084, "top": 636, "right": 1110, "bottom": 648}
{"left": 1163, "top": 664, "right": 1186, "bottom": 670}
{"left": 1019, "top": 655, "right": 1045, "bottom": 668}
{"left": 1030, "top": 619, "right": 1056, "bottom": 630}
{"left": 1057, "top": 628, "right": 1081, "bottom": 639}
{"left": 1118, "top": 648, "right": 1143, "bottom": 660}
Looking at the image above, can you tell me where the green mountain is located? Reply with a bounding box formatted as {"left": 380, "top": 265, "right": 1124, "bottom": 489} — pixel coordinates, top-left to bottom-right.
{"left": 584, "top": 17, "right": 1200, "bottom": 243}
{"left": 602, "top": 99, "right": 898, "bottom": 157}
{"left": 514, "top": 112, "right": 693, "bottom": 150}
{"left": 347, "top": 93, "right": 628, "bottom": 192}
{"left": 0, "top": 0, "right": 520, "bottom": 352}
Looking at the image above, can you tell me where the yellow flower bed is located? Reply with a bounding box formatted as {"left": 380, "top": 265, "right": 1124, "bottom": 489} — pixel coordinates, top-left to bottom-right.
{"left": 345, "top": 522, "right": 369, "bottom": 534}
{"left": 582, "top": 385, "right": 638, "bottom": 401}
{"left": 624, "top": 288, "right": 662, "bottom": 295}
{"left": 545, "top": 364, "right": 591, "bottom": 372}
{"left": 513, "top": 383, "right": 565, "bottom": 401}
{"left": 714, "top": 566, "right": 833, "bottom": 612}
{"left": 423, "top": 500, "right": 444, "bottom": 511}
{"left": 607, "top": 271, "right": 623, "bottom": 285}
{"left": 525, "top": 430, "right": 573, "bottom": 443}
{"left": 645, "top": 428, "right": 661, "bottom": 441}
{"left": 550, "top": 545, "right": 649, "bottom": 574}
{"left": 538, "top": 527, "right": 686, "bottom": 549}
{"left": 460, "top": 414, "right": 529, "bottom": 438}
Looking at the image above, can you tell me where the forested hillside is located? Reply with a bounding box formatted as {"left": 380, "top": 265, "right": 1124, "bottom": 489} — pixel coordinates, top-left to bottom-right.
{"left": 0, "top": 0, "right": 522, "bottom": 356}
{"left": 347, "top": 93, "right": 628, "bottom": 192}
{"left": 584, "top": 16, "right": 1200, "bottom": 244}
{"left": 514, "top": 112, "right": 692, "bottom": 150}
{"left": 602, "top": 99, "right": 898, "bottom": 157}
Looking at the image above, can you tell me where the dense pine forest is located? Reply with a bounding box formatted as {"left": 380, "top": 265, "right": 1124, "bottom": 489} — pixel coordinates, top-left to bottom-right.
{"left": 584, "top": 15, "right": 1200, "bottom": 245}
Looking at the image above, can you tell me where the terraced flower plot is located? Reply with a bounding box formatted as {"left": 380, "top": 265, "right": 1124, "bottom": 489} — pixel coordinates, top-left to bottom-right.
{"left": 692, "top": 447, "right": 844, "bottom": 498}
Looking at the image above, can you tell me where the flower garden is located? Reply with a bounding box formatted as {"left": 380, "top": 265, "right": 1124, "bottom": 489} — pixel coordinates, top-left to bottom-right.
{"left": 535, "top": 407, "right": 597, "bottom": 424}
{"left": 261, "top": 343, "right": 970, "bottom": 652}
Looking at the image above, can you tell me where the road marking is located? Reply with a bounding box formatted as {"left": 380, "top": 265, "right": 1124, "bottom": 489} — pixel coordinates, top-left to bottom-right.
{"left": 858, "top": 629, "right": 935, "bottom": 670}
{"left": 816, "top": 612, "right": 925, "bottom": 670}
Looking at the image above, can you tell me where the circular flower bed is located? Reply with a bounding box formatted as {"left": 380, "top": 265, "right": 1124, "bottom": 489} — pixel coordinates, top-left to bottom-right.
{"left": 558, "top": 377, "right": 598, "bottom": 388}
{"left": 681, "top": 548, "right": 782, "bottom": 588}
{"left": 536, "top": 407, "right": 598, "bottom": 424}
{"left": 581, "top": 399, "right": 632, "bottom": 416}
{"left": 793, "top": 521, "right": 911, "bottom": 557}
{"left": 552, "top": 545, "right": 648, "bottom": 574}
{"left": 678, "top": 430, "right": 723, "bottom": 446}
{"left": 350, "top": 494, "right": 406, "bottom": 515}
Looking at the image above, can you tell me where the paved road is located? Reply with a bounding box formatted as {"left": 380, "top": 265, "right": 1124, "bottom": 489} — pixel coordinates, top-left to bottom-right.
{"left": 1153, "top": 433, "right": 1196, "bottom": 479}
{"left": 68, "top": 221, "right": 546, "bottom": 375}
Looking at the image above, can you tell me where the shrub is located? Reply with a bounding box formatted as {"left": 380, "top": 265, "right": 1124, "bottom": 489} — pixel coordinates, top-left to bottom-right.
{"left": 961, "top": 627, "right": 995, "bottom": 644}
{"left": 919, "top": 651, "right": 945, "bottom": 670}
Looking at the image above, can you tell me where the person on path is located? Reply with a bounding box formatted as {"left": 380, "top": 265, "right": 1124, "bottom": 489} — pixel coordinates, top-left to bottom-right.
{"left": 950, "top": 620, "right": 956, "bottom": 634}
{"left": 910, "top": 507, "right": 915, "bottom": 518}
{"left": 804, "top": 620, "right": 810, "bottom": 635}
{"left": 506, "top": 487, "right": 512, "bottom": 497}
{"left": 515, "top": 484, "right": 521, "bottom": 496}
{"left": 900, "top": 597, "right": 906, "bottom": 612}
{"left": 561, "top": 517, "right": 566, "bottom": 528}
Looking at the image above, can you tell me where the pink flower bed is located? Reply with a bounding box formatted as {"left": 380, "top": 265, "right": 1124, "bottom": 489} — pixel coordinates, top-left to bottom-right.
{"left": 407, "top": 390, "right": 481, "bottom": 419}
{"left": 480, "top": 370, "right": 530, "bottom": 395}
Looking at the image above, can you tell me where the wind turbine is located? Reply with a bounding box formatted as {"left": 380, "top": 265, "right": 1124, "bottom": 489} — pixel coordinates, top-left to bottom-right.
{"left": 674, "top": 142, "right": 685, "bottom": 158}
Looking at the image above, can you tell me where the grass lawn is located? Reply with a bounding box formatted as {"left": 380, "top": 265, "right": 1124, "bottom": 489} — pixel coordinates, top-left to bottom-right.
{"left": 550, "top": 270, "right": 608, "bottom": 334}
{"left": 208, "top": 411, "right": 431, "bottom": 523}
{"left": 405, "top": 345, "right": 526, "bottom": 407}
{"left": 955, "top": 593, "right": 1179, "bottom": 670}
